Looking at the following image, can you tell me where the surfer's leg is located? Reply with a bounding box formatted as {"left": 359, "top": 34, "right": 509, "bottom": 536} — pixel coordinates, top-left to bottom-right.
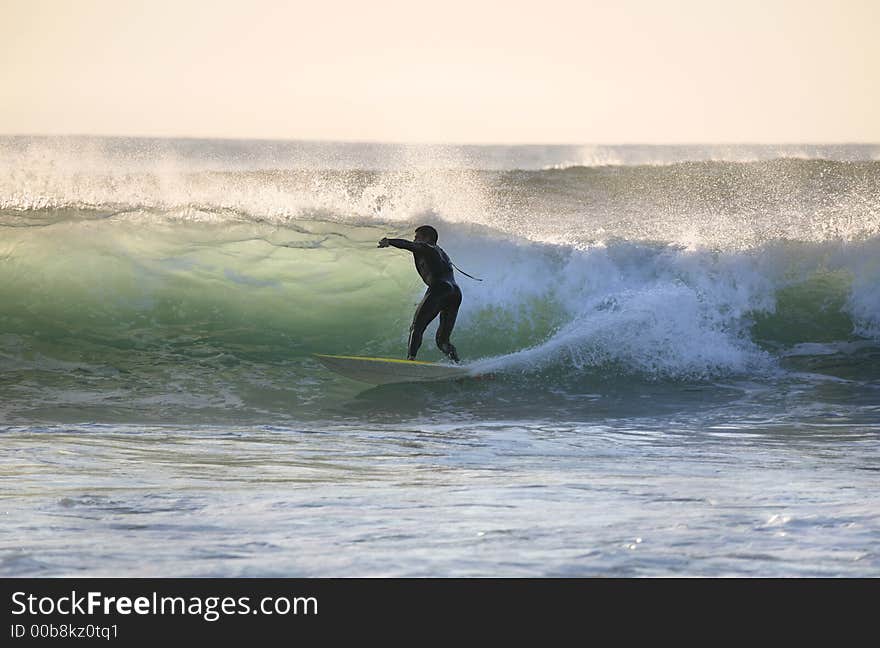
{"left": 435, "top": 286, "right": 462, "bottom": 362}
{"left": 408, "top": 289, "right": 442, "bottom": 360}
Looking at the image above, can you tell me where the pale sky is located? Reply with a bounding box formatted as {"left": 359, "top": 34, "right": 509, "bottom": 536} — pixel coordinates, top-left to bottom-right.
{"left": 1, "top": 0, "right": 878, "bottom": 144}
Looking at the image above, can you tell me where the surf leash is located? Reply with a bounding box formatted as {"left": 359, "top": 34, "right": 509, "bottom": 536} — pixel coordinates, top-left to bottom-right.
{"left": 451, "top": 260, "right": 483, "bottom": 282}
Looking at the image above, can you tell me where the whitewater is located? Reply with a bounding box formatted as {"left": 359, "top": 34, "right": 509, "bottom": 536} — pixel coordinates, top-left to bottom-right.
{"left": 1, "top": 136, "right": 878, "bottom": 576}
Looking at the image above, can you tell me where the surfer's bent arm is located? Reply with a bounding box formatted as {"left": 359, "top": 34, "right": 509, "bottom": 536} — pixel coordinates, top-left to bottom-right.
{"left": 378, "top": 238, "right": 425, "bottom": 252}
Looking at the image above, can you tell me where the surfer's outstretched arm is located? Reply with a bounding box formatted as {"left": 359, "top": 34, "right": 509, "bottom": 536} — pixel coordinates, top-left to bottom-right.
{"left": 378, "top": 237, "right": 425, "bottom": 251}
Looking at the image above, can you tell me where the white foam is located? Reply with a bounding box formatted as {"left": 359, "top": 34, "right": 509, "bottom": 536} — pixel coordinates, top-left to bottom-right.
{"left": 461, "top": 242, "right": 777, "bottom": 379}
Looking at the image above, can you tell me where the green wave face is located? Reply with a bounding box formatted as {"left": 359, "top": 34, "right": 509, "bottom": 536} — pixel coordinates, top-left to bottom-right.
{"left": 0, "top": 217, "right": 564, "bottom": 361}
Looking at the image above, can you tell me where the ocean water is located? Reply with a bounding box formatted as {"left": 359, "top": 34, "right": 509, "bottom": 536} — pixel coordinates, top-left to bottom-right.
{"left": 1, "top": 136, "right": 878, "bottom": 576}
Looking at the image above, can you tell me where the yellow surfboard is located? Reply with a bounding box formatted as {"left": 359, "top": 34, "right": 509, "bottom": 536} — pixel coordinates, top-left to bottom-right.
{"left": 314, "top": 354, "right": 471, "bottom": 385}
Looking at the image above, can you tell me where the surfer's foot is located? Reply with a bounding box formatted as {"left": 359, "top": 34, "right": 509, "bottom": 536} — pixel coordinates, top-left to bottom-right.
{"left": 407, "top": 354, "right": 416, "bottom": 361}
{"left": 439, "top": 343, "right": 460, "bottom": 363}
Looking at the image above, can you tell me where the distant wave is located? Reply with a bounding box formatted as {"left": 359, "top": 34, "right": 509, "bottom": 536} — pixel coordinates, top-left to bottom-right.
{"left": 3, "top": 135, "right": 879, "bottom": 173}
{"left": 4, "top": 156, "right": 880, "bottom": 246}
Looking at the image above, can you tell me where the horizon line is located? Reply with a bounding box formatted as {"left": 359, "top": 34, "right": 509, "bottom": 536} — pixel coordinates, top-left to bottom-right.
{"left": 2, "top": 133, "right": 878, "bottom": 148}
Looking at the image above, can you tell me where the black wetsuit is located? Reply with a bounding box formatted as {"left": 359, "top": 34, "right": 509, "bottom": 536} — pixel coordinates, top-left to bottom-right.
{"left": 385, "top": 239, "right": 461, "bottom": 362}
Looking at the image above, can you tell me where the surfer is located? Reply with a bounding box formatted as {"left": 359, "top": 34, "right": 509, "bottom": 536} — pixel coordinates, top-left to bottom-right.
{"left": 378, "top": 225, "right": 461, "bottom": 362}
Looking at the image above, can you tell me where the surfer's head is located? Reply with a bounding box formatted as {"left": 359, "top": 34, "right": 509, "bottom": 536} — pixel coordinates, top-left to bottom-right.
{"left": 414, "top": 225, "right": 438, "bottom": 244}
